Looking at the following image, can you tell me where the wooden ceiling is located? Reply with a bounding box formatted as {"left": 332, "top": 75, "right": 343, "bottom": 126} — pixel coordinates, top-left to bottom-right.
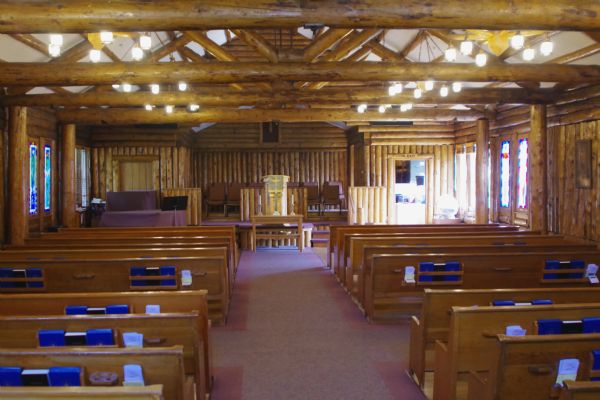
{"left": 0, "top": 1, "right": 599, "bottom": 126}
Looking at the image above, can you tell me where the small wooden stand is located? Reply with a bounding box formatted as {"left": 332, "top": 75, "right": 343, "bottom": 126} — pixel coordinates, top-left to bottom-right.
{"left": 251, "top": 215, "right": 304, "bottom": 252}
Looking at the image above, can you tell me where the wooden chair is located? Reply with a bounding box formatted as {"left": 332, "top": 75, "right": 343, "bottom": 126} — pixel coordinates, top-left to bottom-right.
{"left": 304, "top": 182, "right": 321, "bottom": 215}
{"left": 205, "top": 182, "right": 227, "bottom": 216}
{"left": 224, "top": 182, "right": 242, "bottom": 216}
{"left": 322, "top": 182, "right": 343, "bottom": 215}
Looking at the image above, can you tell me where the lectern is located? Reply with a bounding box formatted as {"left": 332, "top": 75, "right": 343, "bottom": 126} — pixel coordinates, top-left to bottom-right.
{"left": 262, "top": 175, "right": 289, "bottom": 216}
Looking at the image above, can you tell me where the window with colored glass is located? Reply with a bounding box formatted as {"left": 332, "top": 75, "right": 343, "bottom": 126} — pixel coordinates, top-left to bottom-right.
{"left": 29, "top": 143, "right": 38, "bottom": 215}
{"left": 517, "top": 138, "right": 529, "bottom": 209}
{"left": 500, "top": 140, "right": 511, "bottom": 208}
{"left": 44, "top": 145, "right": 51, "bottom": 212}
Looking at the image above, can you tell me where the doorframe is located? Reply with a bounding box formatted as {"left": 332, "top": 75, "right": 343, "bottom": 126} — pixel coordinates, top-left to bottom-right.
{"left": 112, "top": 155, "right": 160, "bottom": 192}
{"left": 386, "top": 154, "right": 434, "bottom": 224}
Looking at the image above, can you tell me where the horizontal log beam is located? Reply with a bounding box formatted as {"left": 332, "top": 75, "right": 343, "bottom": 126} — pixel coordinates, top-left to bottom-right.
{"left": 1, "top": 1, "right": 598, "bottom": 32}
{"left": 55, "top": 107, "right": 482, "bottom": 125}
{"left": 1, "top": 61, "right": 598, "bottom": 87}
{"left": 0, "top": 87, "right": 555, "bottom": 107}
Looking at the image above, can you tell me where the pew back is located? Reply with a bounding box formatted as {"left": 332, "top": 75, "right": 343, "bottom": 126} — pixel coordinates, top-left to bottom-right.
{"left": 0, "top": 386, "right": 164, "bottom": 400}
{"left": 560, "top": 381, "right": 600, "bottom": 400}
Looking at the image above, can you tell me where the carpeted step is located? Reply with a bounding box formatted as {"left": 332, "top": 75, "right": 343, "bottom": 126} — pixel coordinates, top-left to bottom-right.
{"left": 311, "top": 238, "right": 329, "bottom": 248}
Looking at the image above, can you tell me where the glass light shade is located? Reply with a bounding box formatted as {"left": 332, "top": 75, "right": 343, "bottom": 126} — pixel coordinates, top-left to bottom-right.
{"left": 445, "top": 47, "right": 457, "bottom": 61}
{"left": 100, "top": 31, "right": 114, "bottom": 44}
{"left": 49, "top": 34, "right": 63, "bottom": 46}
{"left": 89, "top": 49, "right": 101, "bottom": 63}
{"left": 522, "top": 47, "right": 535, "bottom": 61}
{"left": 131, "top": 46, "right": 144, "bottom": 61}
{"left": 460, "top": 40, "right": 473, "bottom": 56}
{"left": 413, "top": 88, "right": 422, "bottom": 99}
{"left": 112, "top": 84, "right": 120, "bottom": 90}
{"left": 178, "top": 82, "right": 188, "bottom": 91}
{"left": 357, "top": 104, "right": 367, "bottom": 113}
{"left": 452, "top": 82, "right": 462, "bottom": 93}
{"left": 165, "top": 105, "right": 174, "bottom": 114}
{"left": 510, "top": 34, "right": 525, "bottom": 50}
{"left": 540, "top": 40, "right": 554, "bottom": 56}
{"left": 121, "top": 83, "right": 132, "bottom": 92}
{"left": 475, "top": 52, "right": 487, "bottom": 67}
{"left": 378, "top": 105, "right": 386, "bottom": 113}
{"left": 440, "top": 85, "right": 449, "bottom": 97}
{"left": 139, "top": 35, "right": 152, "bottom": 50}
{"left": 150, "top": 84, "right": 160, "bottom": 95}
{"left": 425, "top": 80, "right": 435, "bottom": 91}
{"left": 188, "top": 104, "right": 200, "bottom": 112}
{"left": 48, "top": 43, "right": 61, "bottom": 57}
{"left": 144, "top": 104, "right": 153, "bottom": 111}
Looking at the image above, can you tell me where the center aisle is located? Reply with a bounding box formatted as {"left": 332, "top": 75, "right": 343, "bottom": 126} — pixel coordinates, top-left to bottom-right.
{"left": 211, "top": 248, "right": 427, "bottom": 400}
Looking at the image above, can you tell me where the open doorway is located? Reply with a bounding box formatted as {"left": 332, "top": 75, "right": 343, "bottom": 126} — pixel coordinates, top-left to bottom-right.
{"left": 394, "top": 159, "right": 427, "bottom": 224}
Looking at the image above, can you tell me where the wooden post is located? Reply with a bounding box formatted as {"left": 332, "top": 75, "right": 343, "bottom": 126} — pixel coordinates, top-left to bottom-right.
{"left": 475, "top": 118, "right": 490, "bottom": 224}
{"left": 529, "top": 105, "right": 548, "bottom": 233}
{"left": 61, "top": 124, "right": 78, "bottom": 227}
{"left": 8, "top": 106, "right": 28, "bottom": 245}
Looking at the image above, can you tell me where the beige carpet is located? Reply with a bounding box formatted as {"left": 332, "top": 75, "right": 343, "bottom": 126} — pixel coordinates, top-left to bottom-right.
{"left": 211, "top": 248, "right": 426, "bottom": 400}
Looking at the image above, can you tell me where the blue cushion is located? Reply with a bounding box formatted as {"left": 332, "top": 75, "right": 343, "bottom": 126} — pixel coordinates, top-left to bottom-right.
{"left": 26, "top": 269, "right": 43, "bottom": 288}
{"left": 592, "top": 350, "right": 600, "bottom": 370}
{"left": 130, "top": 267, "right": 147, "bottom": 286}
{"left": 493, "top": 300, "right": 515, "bottom": 306}
{"left": 86, "top": 329, "right": 114, "bottom": 346}
{"left": 38, "top": 330, "right": 65, "bottom": 347}
{"left": 0, "top": 367, "right": 22, "bottom": 386}
{"left": 544, "top": 260, "right": 560, "bottom": 280}
{"left": 106, "top": 304, "right": 129, "bottom": 314}
{"left": 0, "top": 268, "right": 16, "bottom": 288}
{"left": 65, "top": 306, "right": 87, "bottom": 315}
{"left": 537, "top": 319, "right": 563, "bottom": 335}
{"left": 48, "top": 367, "right": 81, "bottom": 386}
{"left": 583, "top": 318, "right": 600, "bottom": 334}
{"left": 418, "top": 262, "right": 434, "bottom": 282}
{"left": 531, "top": 299, "right": 553, "bottom": 305}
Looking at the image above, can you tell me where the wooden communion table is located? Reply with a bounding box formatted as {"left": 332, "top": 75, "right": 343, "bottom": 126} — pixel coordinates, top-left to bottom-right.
{"left": 250, "top": 215, "right": 304, "bottom": 252}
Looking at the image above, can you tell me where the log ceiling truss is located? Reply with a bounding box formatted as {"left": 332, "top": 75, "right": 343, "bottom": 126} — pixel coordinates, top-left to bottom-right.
{"left": 0, "top": 5, "right": 599, "bottom": 127}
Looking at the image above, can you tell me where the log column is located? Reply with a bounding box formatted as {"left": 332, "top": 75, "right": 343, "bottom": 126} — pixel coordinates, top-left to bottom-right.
{"left": 529, "top": 105, "right": 548, "bottom": 233}
{"left": 8, "top": 107, "right": 28, "bottom": 245}
{"left": 475, "top": 118, "right": 490, "bottom": 224}
{"left": 61, "top": 124, "right": 78, "bottom": 227}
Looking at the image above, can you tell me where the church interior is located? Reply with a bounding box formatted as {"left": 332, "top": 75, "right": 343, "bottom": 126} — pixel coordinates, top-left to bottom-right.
{"left": 1, "top": 2, "right": 600, "bottom": 399}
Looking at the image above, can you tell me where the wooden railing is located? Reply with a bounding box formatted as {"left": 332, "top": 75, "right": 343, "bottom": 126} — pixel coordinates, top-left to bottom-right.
{"left": 239, "top": 187, "right": 308, "bottom": 222}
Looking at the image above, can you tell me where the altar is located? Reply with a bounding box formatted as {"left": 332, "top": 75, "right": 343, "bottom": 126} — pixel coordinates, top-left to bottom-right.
{"left": 99, "top": 190, "right": 187, "bottom": 227}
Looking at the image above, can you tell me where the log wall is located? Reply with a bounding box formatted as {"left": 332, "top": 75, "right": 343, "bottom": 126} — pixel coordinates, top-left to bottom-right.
{"left": 192, "top": 122, "right": 348, "bottom": 192}
{"left": 91, "top": 145, "right": 192, "bottom": 199}
{"left": 548, "top": 119, "right": 600, "bottom": 242}
{"left": 0, "top": 108, "right": 6, "bottom": 244}
{"left": 347, "top": 186, "right": 387, "bottom": 224}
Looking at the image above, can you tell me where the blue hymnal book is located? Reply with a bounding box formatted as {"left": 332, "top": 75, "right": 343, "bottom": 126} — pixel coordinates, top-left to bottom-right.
{"left": 160, "top": 266, "right": 176, "bottom": 286}
{"left": 569, "top": 260, "right": 585, "bottom": 279}
{"left": 544, "top": 260, "right": 560, "bottom": 280}
{"left": 583, "top": 317, "right": 600, "bottom": 333}
{"left": 38, "top": 330, "right": 65, "bottom": 347}
{"left": 532, "top": 299, "right": 553, "bottom": 305}
{"left": 26, "top": 268, "right": 43, "bottom": 288}
{"left": 537, "top": 319, "right": 563, "bottom": 335}
{"left": 418, "top": 262, "right": 434, "bottom": 282}
{"left": 65, "top": 306, "right": 87, "bottom": 315}
{"left": 592, "top": 350, "right": 600, "bottom": 381}
{"left": 0, "top": 367, "right": 22, "bottom": 386}
{"left": 86, "top": 329, "right": 114, "bottom": 346}
{"left": 106, "top": 304, "right": 129, "bottom": 314}
{"left": 493, "top": 300, "right": 515, "bottom": 306}
{"left": 444, "top": 262, "right": 461, "bottom": 282}
{"left": 48, "top": 367, "right": 81, "bottom": 386}
{"left": 130, "top": 267, "right": 147, "bottom": 287}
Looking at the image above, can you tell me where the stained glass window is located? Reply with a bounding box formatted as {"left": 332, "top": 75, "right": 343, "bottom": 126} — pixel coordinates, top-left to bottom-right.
{"left": 500, "top": 140, "right": 510, "bottom": 208}
{"left": 44, "top": 145, "right": 51, "bottom": 212}
{"left": 517, "top": 138, "right": 529, "bottom": 209}
{"left": 29, "top": 143, "right": 38, "bottom": 215}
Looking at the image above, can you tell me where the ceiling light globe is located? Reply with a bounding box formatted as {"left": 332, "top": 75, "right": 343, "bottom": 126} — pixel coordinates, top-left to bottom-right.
{"left": 475, "top": 52, "right": 487, "bottom": 67}
{"left": 440, "top": 85, "right": 449, "bottom": 97}
{"left": 178, "top": 82, "right": 188, "bottom": 92}
{"left": 445, "top": 47, "right": 457, "bottom": 62}
{"left": 150, "top": 84, "right": 160, "bottom": 95}
{"left": 100, "top": 31, "right": 114, "bottom": 44}
{"left": 48, "top": 43, "right": 61, "bottom": 57}
{"left": 89, "top": 49, "right": 101, "bottom": 63}
{"left": 413, "top": 88, "right": 422, "bottom": 99}
{"left": 510, "top": 34, "right": 525, "bottom": 50}
{"left": 540, "top": 40, "right": 554, "bottom": 56}
{"left": 144, "top": 104, "right": 153, "bottom": 111}
{"left": 425, "top": 80, "right": 435, "bottom": 91}
{"left": 49, "top": 34, "right": 63, "bottom": 47}
{"left": 139, "top": 35, "right": 152, "bottom": 50}
{"left": 121, "top": 83, "right": 132, "bottom": 92}
{"left": 165, "top": 105, "right": 174, "bottom": 114}
{"left": 378, "top": 105, "right": 386, "bottom": 113}
{"left": 452, "top": 82, "right": 462, "bottom": 93}
{"left": 460, "top": 40, "right": 473, "bottom": 56}
{"left": 131, "top": 46, "right": 144, "bottom": 61}
{"left": 522, "top": 47, "right": 535, "bottom": 61}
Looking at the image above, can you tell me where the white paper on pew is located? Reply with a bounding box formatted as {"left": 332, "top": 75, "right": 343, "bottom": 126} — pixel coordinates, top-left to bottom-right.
{"left": 505, "top": 325, "right": 526, "bottom": 336}
{"left": 123, "top": 364, "right": 144, "bottom": 386}
{"left": 123, "top": 332, "right": 144, "bottom": 348}
{"left": 556, "top": 358, "right": 579, "bottom": 386}
{"left": 586, "top": 264, "right": 599, "bottom": 284}
{"left": 145, "top": 304, "right": 160, "bottom": 314}
{"left": 181, "top": 270, "right": 192, "bottom": 286}
{"left": 404, "top": 266, "right": 415, "bottom": 283}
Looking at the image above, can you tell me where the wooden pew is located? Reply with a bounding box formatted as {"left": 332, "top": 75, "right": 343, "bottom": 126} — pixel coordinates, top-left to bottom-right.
{"left": 467, "top": 334, "right": 600, "bottom": 400}
{"left": 0, "top": 385, "right": 164, "bottom": 400}
{"left": 334, "top": 226, "right": 523, "bottom": 280}
{"left": 434, "top": 303, "right": 600, "bottom": 400}
{"left": 0, "top": 312, "right": 207, "bottom": 400}
{"left": 328, "top": 223, "right": 517, "bottom": 271}
{"left": 0, "top": 246, "right": 235, "bottom": 305}
{"left": 347, "top": 234, "right": 587, "bottom": 288}
{"left": 410, "top": 287, "right": 600, "bottom": 388}
{"left": 0, "top": 290, "right": 211, "bottom": 395}
{"left": 560, "top": 381, "right": 600, "bottom": 400}
{"left": 0, "top": 347, "right": 183, "bottom": 399}
{"left": 0, "top": 256, "right": 229, "bottom": 324}
{"left": 366, "top": 251, "right": 600, "bottom": 322}
{"left": 355, "top": 238, "right": 595, "bottom": 305}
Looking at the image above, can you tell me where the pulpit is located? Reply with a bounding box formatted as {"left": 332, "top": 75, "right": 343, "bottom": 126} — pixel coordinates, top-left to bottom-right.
{"left": 262, "top": 175, "right": 290, "bottom": 216}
